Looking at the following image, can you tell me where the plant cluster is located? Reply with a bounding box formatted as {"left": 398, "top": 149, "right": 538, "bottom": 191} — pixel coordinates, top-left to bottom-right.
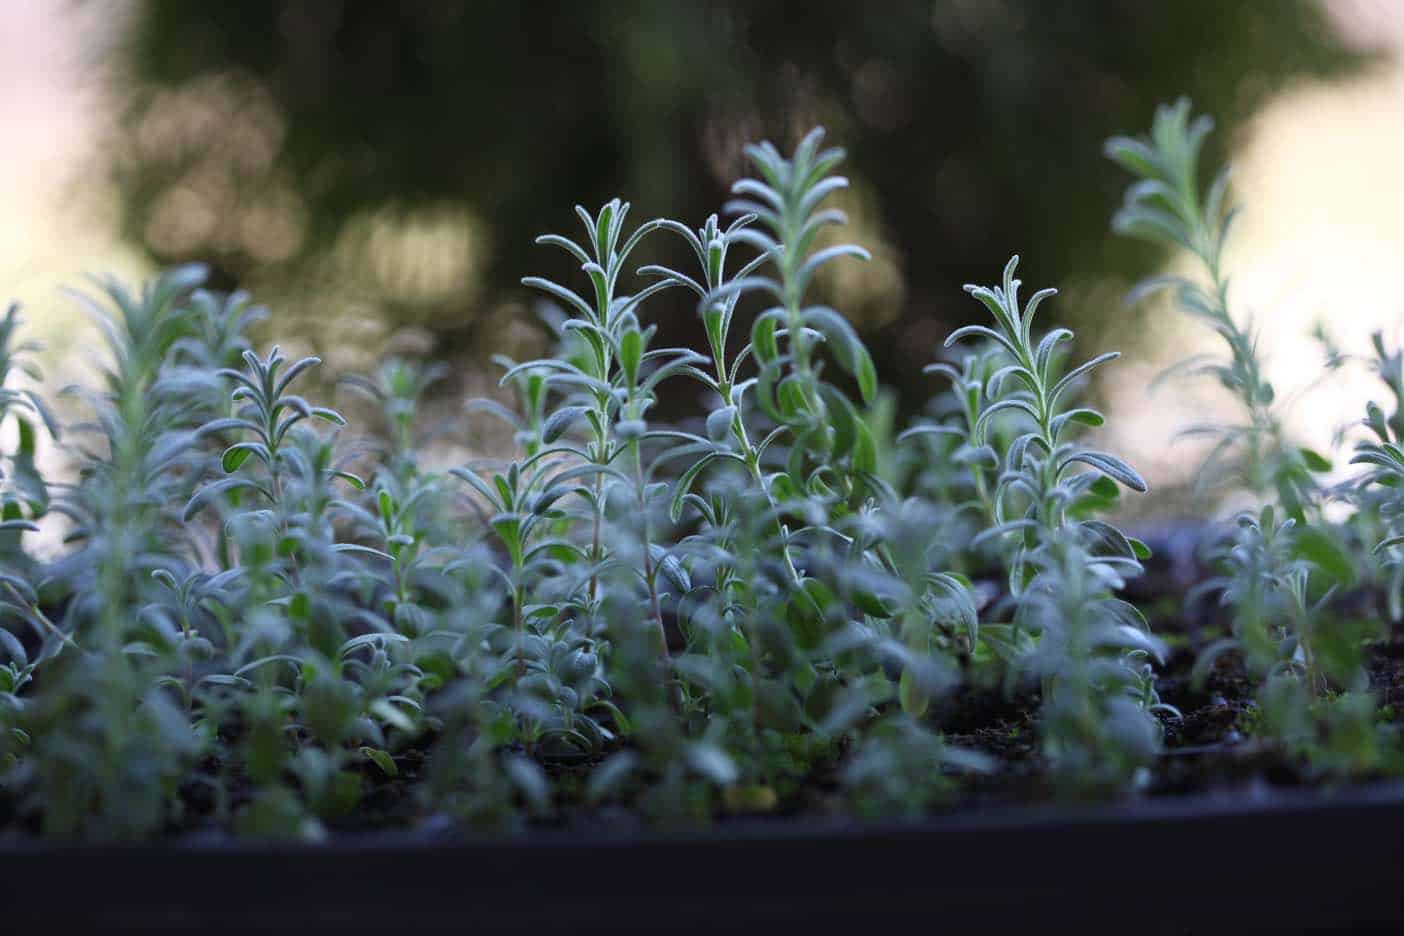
{"left": 1109, "top": 99, "right": 1398, "bottom": 773}
{"left": 0, "top": 109, "right": 1397, "bottom": 840}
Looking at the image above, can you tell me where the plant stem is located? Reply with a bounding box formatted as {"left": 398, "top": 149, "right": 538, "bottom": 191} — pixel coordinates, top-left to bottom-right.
{"left": 513, "top": 582, "right": 526, "bottom": 679}
{"left": 629, "top": 438, "right": 669, "bottom": 658}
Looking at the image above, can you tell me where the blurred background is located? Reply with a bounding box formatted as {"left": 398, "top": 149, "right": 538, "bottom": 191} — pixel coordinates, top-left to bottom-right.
{"left": 3, "top": 0, "right": 1403, "bottom": 514}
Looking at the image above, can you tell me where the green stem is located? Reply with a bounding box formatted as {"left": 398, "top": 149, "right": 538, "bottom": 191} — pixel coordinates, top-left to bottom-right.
{"left": 512, "top": 581, "right": 526, "bottom": 679}
{"left": 630, "top": 437, "right": 670, "bottom": 663}
{"left": 718, "top": 360, "right": 804, "bottom": 589}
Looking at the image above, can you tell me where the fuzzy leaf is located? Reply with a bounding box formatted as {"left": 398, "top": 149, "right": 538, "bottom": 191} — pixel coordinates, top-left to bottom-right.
{"left": 183, "top": 478, "right": 268, "bottom": 521}
{"left": 686, "top": 742, "right": 739, "bottom": 786}
{"left": 1060, "top": 450, "right": 1147, "bottom": 492}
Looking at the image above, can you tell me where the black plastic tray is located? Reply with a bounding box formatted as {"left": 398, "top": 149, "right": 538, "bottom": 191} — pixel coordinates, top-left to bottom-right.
{"left": 3, "top": 782, "right": 1402, "bottom": 932}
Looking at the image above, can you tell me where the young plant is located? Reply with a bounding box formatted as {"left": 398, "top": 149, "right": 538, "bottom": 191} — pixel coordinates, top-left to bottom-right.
{"left": 518, "top": 198, "right": 672, "bottom": 615}
{"left": 450, "top": 453, "right": 573, "bottom": 683}
{"left": 0, "top": 305, "right": 61, "bottom": 773}
{"left": 720, "top": 128, "right": 880, "bottom": 509}
{"left": 1201, "top": 507, "right": 1390, "bottom": 771}
{"left": 14, "top": 267, "right": 212, "bottom": 838}
{"left": 902, "top": 343, "right": 1007, "bottom": 523}
{"left": 341, "top": 357, "right": 450, "bottom": 483}
{"left": 1110, "top": 100, "right": 1380, "bottom": 773}
{"left": 948, "top": 256, "right": 1168, "bottom": 792}
{"left": 0, "top": 305, "right": 59, "bottom": 556}
{"left": 639, "top": 213, "right": 797, "bottom": 575}
{"left": 1105, "top": 98, "right": 1327, "bottom": 517}
{"left": 1351, "top": 332, "right": 1404, "bottom": 617}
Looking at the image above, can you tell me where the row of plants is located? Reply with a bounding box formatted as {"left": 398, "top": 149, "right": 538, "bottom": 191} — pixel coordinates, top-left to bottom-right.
{"left": 0, "top": 100, "right": 1399, "bottom": 840}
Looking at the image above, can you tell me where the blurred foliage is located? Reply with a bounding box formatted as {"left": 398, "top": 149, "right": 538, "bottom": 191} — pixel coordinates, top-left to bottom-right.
{"left": 112, "top": 0, "right": 1361, "bottom": 406}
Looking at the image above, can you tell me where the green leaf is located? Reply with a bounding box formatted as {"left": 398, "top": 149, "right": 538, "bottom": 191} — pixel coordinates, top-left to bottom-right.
{"left": 1103, "top": 135, "right": 1159, "bottom": 178}
{"left": 928, "top": 572, "right": 978, "bottom": 648}
{"left": 0, "top": 627, "right": 27, "bottom": 665}
{"left": 1373, "top": 534, "right": 1404, "bottom": 555}
{"left": 777, "top": 378, "right": 809, "bottom": 422}
{"left": 1294, "top": 525, "right": 1355, "bottom": 586}
{"left": 311, "top": 407, "right": 346, "bottom": 426}
{"left": 898, "top": 668, "right": 929, "bottom": 718}
{"left": 332, "top": 471, "right": 366, "bottom": 490}
{"left": 750, "top": 312, "right": 780, "bottom": 364}
{"left": 493, "top": 474, "right": 514, "bottom": 510}
{"left": 594, "top": 202, "right": 614, "bottom": 259}
{"left": 1051, "top": 408, "right": 1104, "bottom": 438}
{"left": 1365, "top": 401, "right": 1389, "bottom": 440}
{"left": 1087, "top": 475, "right": 1122, "bottom": 501}
{"left": 1061, "top": 449, "right": 1147, "bottom": 492}
{"left": 619, "top": 328, "right": 643, "bottom": 386}
{"left": 222, "top": 445, "right": 254, "bottom": 472}
{"left": 331, "top": 543, "right": 396, "bottom": 562}
{"left": 705, "top": 406, "right": 736, "bottom": 445}
{"left": 851, "top": 420, "right": 877, "bottom": 474}
{"left": 359, "top": 747, "right": 399, "bottom": 777}
{"left": 342, "top": 632, "right": 410, "bottom": 655}
{"left": 289, "top": 591, "right": 310, "bottom": 621}
{"left": 16, "top": 417, "right": 35, "bottom": 458}
{"left": 1299, "top": 447, "right": 1332, "bottom": 473}
{"left": 851, "top": 586, "right": 891, "bottom": 619}
{"left": 804, "top": 306, "right": 877, "bottom": 404}
{"left": 541, "top": 406, "right": 585, "bottom": 444}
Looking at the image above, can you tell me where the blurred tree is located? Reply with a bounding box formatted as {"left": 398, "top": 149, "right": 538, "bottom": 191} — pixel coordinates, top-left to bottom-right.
{"left": 111, "top": 0, "right": 1360, "bottom": 406}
